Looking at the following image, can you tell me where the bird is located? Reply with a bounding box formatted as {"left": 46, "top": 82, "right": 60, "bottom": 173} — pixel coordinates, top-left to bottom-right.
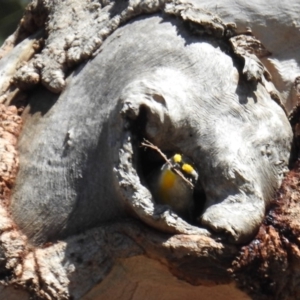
{"left": 147, "top": 153, "right": 199, "bottom": 220}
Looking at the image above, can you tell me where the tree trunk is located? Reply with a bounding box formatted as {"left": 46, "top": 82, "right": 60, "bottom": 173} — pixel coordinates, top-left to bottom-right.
{"left": 0, "top": 1, "right": 300, "bottom": 299}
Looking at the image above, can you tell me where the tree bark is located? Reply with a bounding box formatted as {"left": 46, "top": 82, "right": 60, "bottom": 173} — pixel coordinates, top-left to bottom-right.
{"left": 0, "top": 1, "right": 300, "bottom": 299}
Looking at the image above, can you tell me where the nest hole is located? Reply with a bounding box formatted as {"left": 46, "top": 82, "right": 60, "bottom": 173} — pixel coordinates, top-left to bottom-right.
{"left": 127, "top": 105, "right": 207, "bottom": 224}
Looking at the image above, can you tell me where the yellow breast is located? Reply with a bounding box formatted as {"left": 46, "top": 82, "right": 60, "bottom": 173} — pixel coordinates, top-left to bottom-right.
{"left": 161, "top": 169, "right": 177, "bottom": 189}
{"left": 158, "top": 169, "right": 177, "bottom": 204}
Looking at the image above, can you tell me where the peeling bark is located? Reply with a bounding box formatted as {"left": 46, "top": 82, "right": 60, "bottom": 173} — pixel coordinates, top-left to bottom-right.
{"left": 232, "top": 161, "right": 300, "bottom": 299}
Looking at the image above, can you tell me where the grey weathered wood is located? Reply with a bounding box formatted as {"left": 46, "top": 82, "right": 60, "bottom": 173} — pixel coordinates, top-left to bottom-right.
{"left": 0, "top": 0, "right": 298, "bottom": 299}
{"left": 11, "top": 10, "right": 292, "bottom": 245}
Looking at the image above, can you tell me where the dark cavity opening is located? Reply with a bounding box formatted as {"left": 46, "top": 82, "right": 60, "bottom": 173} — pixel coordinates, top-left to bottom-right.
{"left": 127, "top": 105, "right": 207, "bottom": 224}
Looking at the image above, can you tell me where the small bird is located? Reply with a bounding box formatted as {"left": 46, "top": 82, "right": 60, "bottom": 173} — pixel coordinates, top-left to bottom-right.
{"left": 148, "top": 153, "right": 198, "bottom": 220}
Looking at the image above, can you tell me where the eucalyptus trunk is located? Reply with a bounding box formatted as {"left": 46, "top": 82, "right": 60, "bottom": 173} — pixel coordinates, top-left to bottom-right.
{"left": 0, "top": 1, "right": 300, "bottom": 299}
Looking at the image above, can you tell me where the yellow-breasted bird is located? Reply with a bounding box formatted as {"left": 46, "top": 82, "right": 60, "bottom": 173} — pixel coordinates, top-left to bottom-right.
{"left": 148, "top": 154, "right": 198, "bottom": 220}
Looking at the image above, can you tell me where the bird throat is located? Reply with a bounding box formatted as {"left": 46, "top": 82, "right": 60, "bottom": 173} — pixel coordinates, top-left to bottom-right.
{"left": 158, "top": 169, "right": 177, "bottom": 204}
{"left": 161, "top": 169, "right": 176, "bottom": 189}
